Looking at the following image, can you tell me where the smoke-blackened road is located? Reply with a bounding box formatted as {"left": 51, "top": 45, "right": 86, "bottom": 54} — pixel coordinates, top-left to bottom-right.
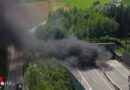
{"left": 4, "top": 46, "right": 23, "bottom": 90}
{"left": 102, "top": 60, "right": 130, "bottom": 90}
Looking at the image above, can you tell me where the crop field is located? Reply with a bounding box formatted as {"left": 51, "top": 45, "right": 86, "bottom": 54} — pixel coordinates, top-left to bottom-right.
{"left": 121, "top": 0, "right": 130, "bottom": 4}
{"left": 64, "top": 0, "right": 114, "bottom": 8}
{"left": 23, "top": 1, "right": 49, "bottom": 27}
{"left": 24, "top": 0, "right": 45, "bottom": 2}
{"left": 48, "top": 0, "right": 72, "bottom": 12}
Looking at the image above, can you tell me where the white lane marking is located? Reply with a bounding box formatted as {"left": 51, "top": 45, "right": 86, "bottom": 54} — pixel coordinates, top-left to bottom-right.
{"left": 106, "top": 71, "right": 122, "bottom": 90}
{"left": 109, "top": 62, "right": 128, "bottom": 79}
{"left": 78, "top": 70, "right": 92, "bottom": 90}
{"left": 111, "top": 68, "right": 129, "bottom": 89}
{"left": 114, "top": 67, "right": 128, "bottom": 79}
{"left": 95, "top": 70, "right": 113, "bottom": 90}
{"left": 92, "top": 78, "right": 98, "bottom": 84}
{"left": 110, "top": 61, "right": 128, "bottom": 79}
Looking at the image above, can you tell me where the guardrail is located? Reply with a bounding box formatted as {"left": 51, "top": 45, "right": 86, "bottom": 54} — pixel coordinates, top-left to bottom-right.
{"left": 67, "top": 70, "right": 85, "bottom": 90}
{"left": 58, "top": 64, "right": 85, "bottom": 90}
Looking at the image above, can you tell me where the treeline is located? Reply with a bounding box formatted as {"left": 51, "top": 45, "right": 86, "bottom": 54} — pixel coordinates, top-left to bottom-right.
{"left": 24, "top": 63, "right": 73, "bottom": 90}
{"left": 35, "top": 4, "right": 130, "bottom": 53}
{"left": 35, "top": 8, "right": 118, "bottom": 40}
{"left": 95, "top": 4, "right": 130, "bottom": 53}
{"left": 35, "top": 4, "right": 130, "bottom": 40}
{"left": 95, "top": 4, "right": 130, "bottom": 39}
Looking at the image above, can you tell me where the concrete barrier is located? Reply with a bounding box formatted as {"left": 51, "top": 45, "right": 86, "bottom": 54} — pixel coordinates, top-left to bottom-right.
{"left": 121, "top": 53, "right": 130, "bottom": 66}
{"left": 67, "top": 70, "right": 85, "bottom": 90}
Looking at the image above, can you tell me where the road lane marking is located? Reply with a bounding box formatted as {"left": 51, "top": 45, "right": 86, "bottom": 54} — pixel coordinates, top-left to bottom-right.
{"left": 108, "top": 60, "right": 129, "bottom": 79}
{"left": 92, "top": 78, "right": 98, "bottom": 84}
{"left": 78, "top": 70, "right": 92, "bottom": 90}
{"left": 111, "top": 69, "right": 129, "bottom": 89}
{"left": 95, "top": 70, "right": 113, "bottom": 90}
{"left": 106, "top": 72, "right": 122, "bottom": 90}
{"left": 114, "top": 68, "right": 128, "bottom": 79}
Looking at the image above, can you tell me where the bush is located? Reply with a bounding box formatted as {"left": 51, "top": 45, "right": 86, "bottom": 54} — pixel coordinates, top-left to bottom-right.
{"left": 99, "top": 36, "right": 121, "bottom": 44}
{"left": 24, "top": 64, "right": 42, "bottom": 90}
{"left": 85, "top": 36, "right": 121, "bottom": 44}
{"left": 93, "top": 1, "right": 100, "bottom": 6}
{"left": 35, "top": 8, "right": 119, "bottom": 40}
{"left": 125, "top": 40, "right": 130, "bottom": 54}
{"left": 126, "top": 44, "right": 130, "bottom": 55}
{"left": 24, "top": 63, "right": 73, "bottom": 90}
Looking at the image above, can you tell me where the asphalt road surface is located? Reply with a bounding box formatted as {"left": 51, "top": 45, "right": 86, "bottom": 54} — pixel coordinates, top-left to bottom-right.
{"left": 79, "top": 68, "right": 115, "bottom": 90}
{"left": 58, "top": 61, "right": 115, "bottom": 90}
{"left": 101, "top": 60, "right": 130, "bottom": 90}
{"left": 4, "top": 46, "right": 23, "bottom": 90}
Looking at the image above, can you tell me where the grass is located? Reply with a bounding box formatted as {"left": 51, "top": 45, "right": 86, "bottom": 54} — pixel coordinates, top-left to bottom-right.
{"left": 48, "top": 0, "right": 71, "bottom": 12}
{"left": 121, "top": 0, "right": 130, "bottom": 4}
{"left": 64, "top": 0, "right": 115, "bottom": 8}
{"left": 24, "top": 0, "right": 45, "bottom": 2}
{"left": 114, "top": 48, "right": 125, "bottom": 56}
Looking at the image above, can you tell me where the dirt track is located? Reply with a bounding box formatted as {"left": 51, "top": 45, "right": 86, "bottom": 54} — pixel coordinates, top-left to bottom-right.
{"left": 23, "top": 1, "right": 49, "bottom": 28}
{"left": 24, "top": 1, "right": 49, "bottom": 21}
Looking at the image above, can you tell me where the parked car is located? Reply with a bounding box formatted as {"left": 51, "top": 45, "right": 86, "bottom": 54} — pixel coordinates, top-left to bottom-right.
{"left": 16, "top": 83, "right": 22, "bottom": 90}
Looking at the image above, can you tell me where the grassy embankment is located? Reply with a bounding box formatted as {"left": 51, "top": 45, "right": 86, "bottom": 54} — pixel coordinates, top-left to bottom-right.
{"left": 24, "top": 0, "right": 45, "bottom": 2}
{"left": 121, "top": 0, "right": 130, "bottom": 4}
{"left": 48, "top": 0, "right": 71, "bottom": 12}
{"left": 64, "top": 0, "right": 115, "bottom": 8}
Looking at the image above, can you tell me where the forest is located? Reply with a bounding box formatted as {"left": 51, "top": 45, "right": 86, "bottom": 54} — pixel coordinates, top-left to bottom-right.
{"left": 35, "top": 4, "right": 130, "bottom": 54}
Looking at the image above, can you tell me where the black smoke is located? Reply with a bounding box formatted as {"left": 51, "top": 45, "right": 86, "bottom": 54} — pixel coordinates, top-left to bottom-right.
{"left": 38, "top": 37, "right": 112, "bottom": 67}
{"left": 0, "top": 0, "right": 20, "bottom": 48}
{"left": 0, "top": 0, "right": 35, "bottom": 49}
{"left": 0, "top": 0, "right": 112, "bottom": 67}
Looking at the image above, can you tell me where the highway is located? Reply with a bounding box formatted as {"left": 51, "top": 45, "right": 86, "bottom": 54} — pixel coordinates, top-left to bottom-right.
{"left": 61, "top": 59, "right": 130, "bottom": 90}
{"left": 3, "top": 2, "right": 48, "bottom": 89}
{"left": 101, "top": 60, "right": 130, "bottom": 90}
{"left": 3, "top": 18, "right": 47, "bottom": 90}
{"left": 4, "top": 46, "right": 130, "bottom": 90}
{"left": 59, "top": 61, "right": 115, "bottom": 90}
{"left": 30, "top": 21, "right": 47, "bottom": 34}
{"left": 5, "top": 46, "right": 129, "bottom": 90}
{"left": 4, "top": 46, "right": 23, "bottom": 90}
{"left": 78, "top": 68, "right": 115, "bottom": 90}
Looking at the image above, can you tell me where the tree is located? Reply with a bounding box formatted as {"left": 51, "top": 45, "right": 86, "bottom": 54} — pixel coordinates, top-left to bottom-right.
{"left": 36, "top": 83, "right": 50, "bottom": 90}
{"left": 126, "top": 44, "right": 130, "bottom": 55}
{"left": 24, "top": 64, "right": 42, "bottom": 90}
{"left": 35, "top": 8, "right": 119, "bottom": 40}
{"left": 99, "top": 4, "right": 130, "bottom": 39}
{"left": 85, "top": 11, "right": 118, "bottom": 39}
{"left": 24, "top": 63, "right": 73, "bottom": 90}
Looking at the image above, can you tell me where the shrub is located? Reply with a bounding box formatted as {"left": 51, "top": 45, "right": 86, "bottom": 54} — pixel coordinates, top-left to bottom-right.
{"left": 24, "top": 63, "right": 73, "bottom": 90}
{"left": 99, "top": 36, "right": 121, "bottom": 44}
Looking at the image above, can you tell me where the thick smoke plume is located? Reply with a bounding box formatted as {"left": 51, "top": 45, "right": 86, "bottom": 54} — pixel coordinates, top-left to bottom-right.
{"left": 0, "top": 0, "right": 34, "bottom": 49}
{"left": 0, "top": 0, "right": 112, "bottom": 67}
{"left": 39, "top": 37, "right": 112, "bottom": 67}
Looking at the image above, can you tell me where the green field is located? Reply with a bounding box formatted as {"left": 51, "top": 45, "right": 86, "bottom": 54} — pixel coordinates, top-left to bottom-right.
{"left": 24, "top": 0, "right": 44, "bottom": 2}
{"left": 121, "top": 0, "right": 130, "bottom": 4}
{"left": 64, "top": 0, "right": 114, "bottom": 8}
